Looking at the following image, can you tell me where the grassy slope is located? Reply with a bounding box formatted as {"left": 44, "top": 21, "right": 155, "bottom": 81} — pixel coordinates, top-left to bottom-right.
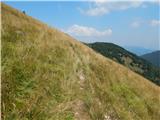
{"left": 2, "top": 3, "right": 160, "bottom": 120}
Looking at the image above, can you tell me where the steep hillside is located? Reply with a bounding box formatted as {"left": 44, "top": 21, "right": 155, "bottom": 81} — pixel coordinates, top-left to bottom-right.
{"left": 2, "top": 3, "right": 160, "bottom": 120}
{"left": 86, "top": 42, "right": 160, "bottom": 86}
{"left": 141, "top": 51, "right": 160, "bottom": 67}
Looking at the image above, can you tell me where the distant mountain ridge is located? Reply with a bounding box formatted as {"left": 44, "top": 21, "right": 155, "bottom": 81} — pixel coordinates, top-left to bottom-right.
{"left": 86, "top": 42, "right": 160, "bottom": 86}
{"left": 124, "top": 46, "right": 153, "bottom": 56}
{"left": 141, "top": 51, "right": 160, "bottom": 67}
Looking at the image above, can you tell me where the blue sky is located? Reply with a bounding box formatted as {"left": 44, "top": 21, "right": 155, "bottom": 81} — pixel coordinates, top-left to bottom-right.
{"left": 4, "top": 1, "right": 160, "bottom": 50}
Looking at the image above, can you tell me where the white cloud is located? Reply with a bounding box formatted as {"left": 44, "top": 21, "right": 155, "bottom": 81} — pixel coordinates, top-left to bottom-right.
{"left": 65, "top": 24, "right": 112, "bottom": 37}
{"left": 131, "top": 21, "right": 141, "bottom": 28}
{"left": 80, "top": 0, "right": 143, "bottom": 16}
{"left": 153, "top": 0, "right": 160, "bottom": 5}
{"left": 81, "top": 7, "right": 109, "bottom": 16}
{"left": 130, "top": 19, "right": 160, "bottom": 28}
{"left": 150, "top": 19, "right": 160, "bottom": 26}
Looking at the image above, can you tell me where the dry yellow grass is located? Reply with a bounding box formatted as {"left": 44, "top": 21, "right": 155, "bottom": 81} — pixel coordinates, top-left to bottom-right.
{"left": 1, "top": 3, "right": 160, "bottom": 120}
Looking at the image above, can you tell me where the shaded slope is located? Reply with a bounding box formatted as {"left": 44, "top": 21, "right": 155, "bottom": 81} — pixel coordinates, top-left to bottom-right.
{"left": 2, "top": 3, "right": 160, "bottom": 120}
{"left": 141, "top": 51, "right": 160, "bottom": 67}
{"left": 86, "top": 42, "right": 160, "bottom": 86}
